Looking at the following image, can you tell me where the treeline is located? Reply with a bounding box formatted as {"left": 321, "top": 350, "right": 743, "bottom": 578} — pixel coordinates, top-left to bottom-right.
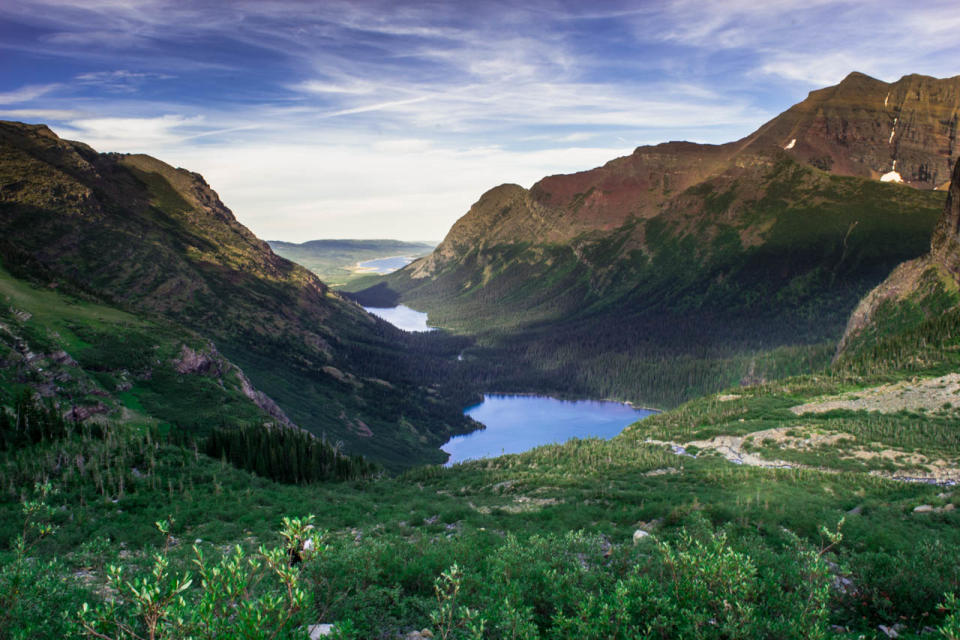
{"left": 0, "top": 390, "right": 72, "bottom": 450}
{"left": 1, "top": 390, "right": 378, "bottom": 484}
{"left": 205, "top": 423, "right": 377, "bottom": 484}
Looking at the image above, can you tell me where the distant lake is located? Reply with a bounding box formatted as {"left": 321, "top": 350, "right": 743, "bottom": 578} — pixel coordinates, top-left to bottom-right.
{"left": 356, "top": 256, "right": 415, "bottom": 274}
{"left": 363, "top": 305, "right": 434, "bottom": 332}
{"left": 443, "top": 394, "right": 654, "bottom": 465}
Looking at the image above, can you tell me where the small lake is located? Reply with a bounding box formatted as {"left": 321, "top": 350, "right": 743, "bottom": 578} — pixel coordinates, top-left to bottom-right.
{"left": 356, "top": 256, "right": 415, "bottom": 274}
{"left": 363, "top": 305, "right": 434, "bottom": 332}
{"left": 443, "top": 394, "right": 654, "bottom": 465}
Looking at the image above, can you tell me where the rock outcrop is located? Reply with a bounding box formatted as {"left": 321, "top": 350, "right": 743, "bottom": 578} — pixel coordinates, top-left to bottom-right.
{"left": 930, "top": 156, "right": 960, "bottom": 278}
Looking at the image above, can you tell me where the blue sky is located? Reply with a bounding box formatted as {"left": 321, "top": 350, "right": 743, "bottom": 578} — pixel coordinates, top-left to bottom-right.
{"left": 2, "top": 0, "right": 959, "bottom": 241}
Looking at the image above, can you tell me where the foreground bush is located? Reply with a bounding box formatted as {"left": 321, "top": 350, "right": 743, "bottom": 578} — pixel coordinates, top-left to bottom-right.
{"left": 77, "top": 516, "right": 323, "bottom": 640}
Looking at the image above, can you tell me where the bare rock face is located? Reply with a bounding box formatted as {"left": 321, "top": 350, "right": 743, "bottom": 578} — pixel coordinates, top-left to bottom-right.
{"left": 742, "top": 72, "right": 960, "bottom": 189}
{"left": 930, "top": 157, "right": 960, "bottom": 278}
{"left": 173, "top": 345, "right": 222, "bottom": 376}
{"left": 172, "top": 342, "right": 300, "bottom": 430}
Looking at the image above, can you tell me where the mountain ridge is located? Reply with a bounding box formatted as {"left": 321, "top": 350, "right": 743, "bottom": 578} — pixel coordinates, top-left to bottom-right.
{"left": 413, "top": 71, "right": 960, "bottom": 280}
{"left": 359, "top": 72, "right": 955, "bottom": 407}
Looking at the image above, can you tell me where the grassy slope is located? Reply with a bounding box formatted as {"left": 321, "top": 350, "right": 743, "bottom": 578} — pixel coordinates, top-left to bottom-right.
{"left": 4, "top": 358, "right": 960, "bottom": 637}
{"left": 0, "top": 262, "right": 269, "bottom": 431}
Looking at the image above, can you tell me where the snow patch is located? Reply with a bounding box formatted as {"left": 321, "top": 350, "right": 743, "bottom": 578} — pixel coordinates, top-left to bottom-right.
{"left": 783, "top": 138, "right": 796, "bottom": 150}
{"left": 880, "top": 170, "right": 904, "bottom": 183}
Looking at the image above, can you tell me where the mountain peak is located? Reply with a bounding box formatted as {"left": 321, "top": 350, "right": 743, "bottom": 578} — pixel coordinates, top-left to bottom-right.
{"left": 742, "top": 71, "right": 960, "bottom": 188}
{"left": 838, "top": 70, "right": 882, "bottom": 84}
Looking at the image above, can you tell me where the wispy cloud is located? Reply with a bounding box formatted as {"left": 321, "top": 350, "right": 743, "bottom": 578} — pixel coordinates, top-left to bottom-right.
{"left": 291, "top": 80, "right": 375, "bottom": 95}
{"left": 0, "top": 108, "right": 80, "bottom": 120}
{"left": 648, "top": 0, "right": 960, "bottom": 85}
{"left": 0, "top": 84, "right": 61, "bottom": 104}
{"left": 75, "top": 69, "right": 174, "bottom": 93}
{"left": 323, "top": 95, "right": 434, "bottom": 118}
{"left": 56, "top": 114, "right": 206, "bottom": 150}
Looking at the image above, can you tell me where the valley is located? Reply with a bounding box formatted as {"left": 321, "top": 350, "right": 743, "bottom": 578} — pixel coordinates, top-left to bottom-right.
{"left": 3, "top": 66, "right": 960, "bottom": 639}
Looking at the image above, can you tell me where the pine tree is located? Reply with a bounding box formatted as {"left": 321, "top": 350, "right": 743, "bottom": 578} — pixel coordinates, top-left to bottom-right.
{"left": 0, "top": 407, "right": 12, "bottom": 450}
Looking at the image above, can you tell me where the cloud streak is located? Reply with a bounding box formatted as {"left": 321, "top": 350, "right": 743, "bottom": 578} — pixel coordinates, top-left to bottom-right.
{"left": 0, "top": 84, "right": 61, "bottom": 104}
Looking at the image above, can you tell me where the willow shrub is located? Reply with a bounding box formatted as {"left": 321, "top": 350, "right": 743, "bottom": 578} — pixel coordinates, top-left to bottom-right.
{"left": 77, "top": 516, "right": 324, "bottom": 640}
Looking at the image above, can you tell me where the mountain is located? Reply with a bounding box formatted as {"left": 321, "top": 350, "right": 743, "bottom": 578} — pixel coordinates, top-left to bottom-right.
{"left": 268, "top": 238, "right": 435, "bottom": 286}
{"left": 740, "top": 71, "right": 960, "bottom": 188}
{"left": 356, "top": 72, "right": 954, "bottom": 407}
{"left": 0, "top": 121, "right": 474, "bottom": 468}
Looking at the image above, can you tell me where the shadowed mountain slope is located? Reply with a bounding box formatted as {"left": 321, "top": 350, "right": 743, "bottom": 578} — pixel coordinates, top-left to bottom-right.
{"left": 837, "top": 156, "right": 960, "bottom": 372}
{"left": 0, "top": 121, "right": 474, "bottom": 468}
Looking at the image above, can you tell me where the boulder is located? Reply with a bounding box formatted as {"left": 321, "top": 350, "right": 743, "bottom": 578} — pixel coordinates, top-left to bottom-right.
{"left": 632, "top": 529, "right": 650, "bottom": 544}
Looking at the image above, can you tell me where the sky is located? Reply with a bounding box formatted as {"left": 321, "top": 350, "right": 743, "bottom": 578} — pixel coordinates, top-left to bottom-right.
{"left": 1, "top": 1, "right": 959, "bottom": 241}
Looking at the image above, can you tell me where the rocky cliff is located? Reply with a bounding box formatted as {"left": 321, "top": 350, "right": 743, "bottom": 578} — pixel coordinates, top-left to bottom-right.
{"left": 740, "top": 72, "right": 960, "bottom": 188}
{"left": 931, "top": 158, "right": 960, "bottom": 276}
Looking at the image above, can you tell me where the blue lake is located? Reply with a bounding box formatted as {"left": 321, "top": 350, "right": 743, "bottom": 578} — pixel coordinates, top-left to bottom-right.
{"left": 357, "top": 256, "right": 415, "bottom": 274}
{"left": 363, "top": 305, "right": 434, "bottom": 332}
{"left": 443, "top": 394, "right": 654, "bottom": 465}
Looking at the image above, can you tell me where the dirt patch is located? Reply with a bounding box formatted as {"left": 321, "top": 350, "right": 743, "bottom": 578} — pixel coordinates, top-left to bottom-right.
{"left": 790, "top": 373, "right": 960, "bottom": 415}
{"left": 648, "top": 425, "right": 960, "bottom": 485}
{"left": 646, "top": 427, "right": 810, "bottom": 470}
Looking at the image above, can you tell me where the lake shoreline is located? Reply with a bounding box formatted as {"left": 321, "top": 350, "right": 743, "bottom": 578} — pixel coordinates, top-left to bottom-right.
{"left": 350, "top": 255, "right": 417, "bottom": 275}
{"left": 469, "top": 389, "right": 663, "bottom": 414}
{"left": 363, "top": 304, "right": 435, "bottom": 332}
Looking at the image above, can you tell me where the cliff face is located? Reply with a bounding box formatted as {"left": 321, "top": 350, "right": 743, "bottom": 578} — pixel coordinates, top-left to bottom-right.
{"left": 930, "top": 157, "right": 960, "bottom": 277}
{"left": 740, "top": 72, "right": 960, "bottom": 189}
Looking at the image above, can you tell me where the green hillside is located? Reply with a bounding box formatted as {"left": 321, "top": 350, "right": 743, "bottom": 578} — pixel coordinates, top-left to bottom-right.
{"left": 356, "top": 154, "right": 944, "bottom": 408}
{"left": 5, "top": 342, "right": 960, "bottom": 638}
{"left": 0, "top": 121, "right": 474, "bottom": 469}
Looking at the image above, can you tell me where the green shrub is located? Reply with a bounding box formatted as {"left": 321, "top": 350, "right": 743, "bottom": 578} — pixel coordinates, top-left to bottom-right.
{"left": 77, "top": 516, "right": 323, "bottom": 639}
{"left": 0, "top": 482, "right": 83, "bottom": 639}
